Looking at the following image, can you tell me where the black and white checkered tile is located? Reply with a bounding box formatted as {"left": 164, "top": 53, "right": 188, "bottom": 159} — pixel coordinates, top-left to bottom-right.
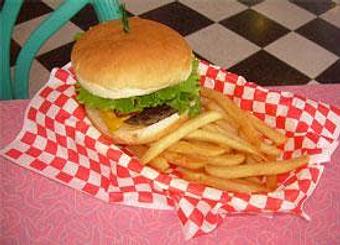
{"left": 8, "top": 0, "right": 340, "bottom": 97}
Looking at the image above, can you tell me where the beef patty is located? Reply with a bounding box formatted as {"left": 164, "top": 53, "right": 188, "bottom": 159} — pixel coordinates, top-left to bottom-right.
{"left": 124, "top": 104, "right": 176, "bottom": 126}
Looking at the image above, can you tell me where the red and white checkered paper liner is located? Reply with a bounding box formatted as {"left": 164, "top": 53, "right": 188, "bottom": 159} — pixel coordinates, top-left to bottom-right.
{"left": 1, "top": 61, "right": 340, "bottom": 240}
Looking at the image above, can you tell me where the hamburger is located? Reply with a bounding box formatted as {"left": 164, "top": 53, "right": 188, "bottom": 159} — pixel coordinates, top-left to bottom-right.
{"left": 71, "top": 18, "right": 201, "bottom": 145}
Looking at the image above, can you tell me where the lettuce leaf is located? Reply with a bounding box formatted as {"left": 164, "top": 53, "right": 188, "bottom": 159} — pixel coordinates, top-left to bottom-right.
{"left": 76, "top": 59, "right": 201, "bottom": 116}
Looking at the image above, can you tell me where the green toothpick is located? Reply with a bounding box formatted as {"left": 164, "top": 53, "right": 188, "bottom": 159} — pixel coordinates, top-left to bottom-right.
{"left": 120, "top": 3, "right": 130, "bottom": 33}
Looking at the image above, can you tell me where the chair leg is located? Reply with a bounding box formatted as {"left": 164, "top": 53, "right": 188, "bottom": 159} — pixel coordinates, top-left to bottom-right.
{"left": 0, "top": 0, "right": 23, "bottom": 100}
{"left": 13, "top": 0, "right": 89, "bottom": 99}
{"left": 92, "top": 0, "right": 121, "bottom": 23}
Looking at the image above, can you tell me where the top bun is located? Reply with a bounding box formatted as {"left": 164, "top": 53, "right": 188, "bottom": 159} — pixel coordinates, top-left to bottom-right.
{"left": 71, "top": 18, "right": 192, "bottom": 99}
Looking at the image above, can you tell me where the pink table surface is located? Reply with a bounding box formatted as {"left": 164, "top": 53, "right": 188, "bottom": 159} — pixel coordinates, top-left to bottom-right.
{"left": 1, "top": 84, "right": 340, "bottom": 244}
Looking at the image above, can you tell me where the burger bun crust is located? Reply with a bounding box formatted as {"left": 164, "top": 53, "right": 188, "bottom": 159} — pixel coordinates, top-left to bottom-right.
{"left": 71, "top": 18, "right": 192, "bottom": 99}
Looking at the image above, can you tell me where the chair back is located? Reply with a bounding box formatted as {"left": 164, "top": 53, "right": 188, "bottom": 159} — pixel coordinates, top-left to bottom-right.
{"left": 0, "top": 0, "right": 121, "bottom": 100}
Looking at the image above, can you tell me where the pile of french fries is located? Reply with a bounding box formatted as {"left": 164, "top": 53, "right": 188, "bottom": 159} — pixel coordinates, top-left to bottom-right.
{"left": 127, "top": 88, "right": 309, "bottom": 193}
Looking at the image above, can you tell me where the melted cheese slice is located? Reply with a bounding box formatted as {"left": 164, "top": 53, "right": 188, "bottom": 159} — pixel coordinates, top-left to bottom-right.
{"left": 100, "top": 111, "right": 129, "bottom": 132}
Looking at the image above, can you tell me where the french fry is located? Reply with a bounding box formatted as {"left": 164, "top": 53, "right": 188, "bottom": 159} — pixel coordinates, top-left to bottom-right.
{"left": 238, "top": 130, "right": 271, "bottom": 160}
{"left": 172, "top": 152, "right": 245, "bottom": 166}
{"left": 260, "top": 143, "right": 281, "bottom": 156}
{"left": 201, "top": 87, "right": 262, "bottom": 146}
{"left": 214, "top": 120, "right": 238, "bottom": 135}
{"left": 204, "top": 100, "right": 224, "bottom": 113}
{"left": 240, "top": 127, "right": 262, "bottom": 147}
{"left": 247, "top": 112, "right": 287, "bottom": 146}
{"left": 200, "top": 88, "right": 239, "bottom": 121}
{"left": 202, "top": 122, "right": 237, "bottom": 138}
{"left": 210, "top": 154, "right": 245, "bottom": 166}
{"left": 191, "top": 140, "right": 232, "bottom": 154}
{"left": 162, "top": 152, "right": 206, "bottom": 170}
{"left": 168, "top": 140, "right": 227, "bottom": 156}
{"left": 214, "top": 124, "right": 249, "bottom": 144}
{"left": 201, "top": 153, "right": 245, "bottom": 166}
{"left": 149, "top": 156, "right": 170, "bottom": 173}
{"left": 127, "top": 145, "right": 170, "bottom": 172}
{"left": 200, "top": 96, "right": 211, "bottom": 107}
{"left": 178, "top": 167, "right": 203, "bottom": 181}
{"left": 201, "top": 124, "right": 227, "bottom": 135}
{"left": 203, "top": 176, "right": 270, "bottom": 193}
{"left": 266, "top": 175, "right": 278, "bottom": 191}
{"left": 243, "top": 176, "right": 263, "bottom": 185}
{"left": 245, "top": 155, "right": 259, "bottom": 165}
{"left": 126, "top": 145, "right": 148, "bottom": 158}
{"left": 204, "top": 100, "right": 238, "bottom": 128}
{"left": 185, "top": 129, "right": 261, "bottom": 156}
{"left": 141, "top": 111, "right": 223, "bottom": 164}
{"left": 200, "top": 124, "right": 235, "bottom": 152}
{"left": 179, "top": 168, "right": 270, "bottom": 193}
{"left": 251, "top": 154, "right": 268, "bottom": 162}
{"left": 205, "top": 155, "right": 309, "bottom": 179}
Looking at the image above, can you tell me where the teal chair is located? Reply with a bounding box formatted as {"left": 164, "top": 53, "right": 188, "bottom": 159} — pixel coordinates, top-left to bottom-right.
{"left": 0, "top": 0, "right": 122, "bottom": 100}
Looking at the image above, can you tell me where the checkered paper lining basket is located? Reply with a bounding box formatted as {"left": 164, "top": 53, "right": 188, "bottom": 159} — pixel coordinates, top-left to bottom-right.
{"left": 1, "top": 61, "right": 340, "bottom": 240}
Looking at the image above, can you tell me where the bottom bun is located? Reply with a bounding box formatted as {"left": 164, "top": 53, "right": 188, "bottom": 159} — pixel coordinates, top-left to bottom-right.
{"left": 85, "top": 106, "right": 188, "bottom": 145}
